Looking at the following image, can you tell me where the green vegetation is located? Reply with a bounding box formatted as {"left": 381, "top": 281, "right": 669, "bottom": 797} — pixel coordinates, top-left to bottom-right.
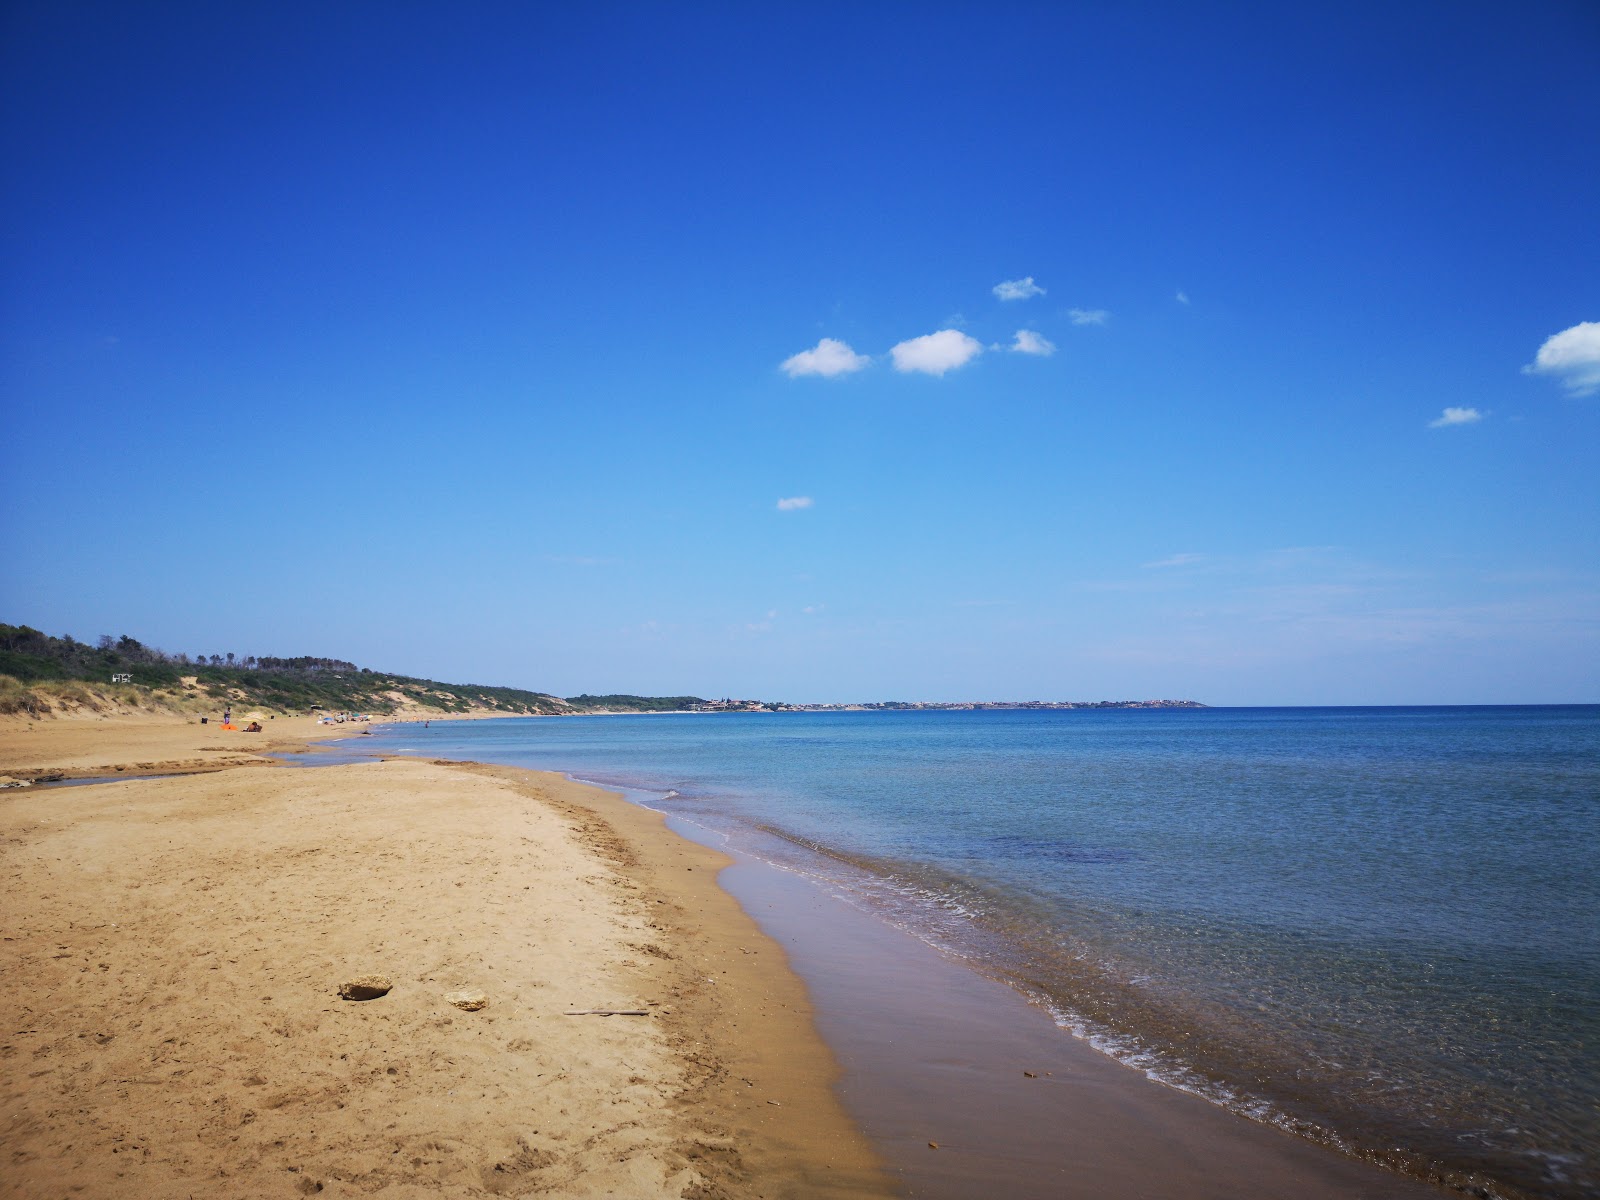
{"left": 561, "top": 694, "right": 708, "bottom": 712}
{"left": 0, "top": 623, "right": 729, "bottom": 719}
{"left": 0, "top": 623, "right": 569, "bottom": 717}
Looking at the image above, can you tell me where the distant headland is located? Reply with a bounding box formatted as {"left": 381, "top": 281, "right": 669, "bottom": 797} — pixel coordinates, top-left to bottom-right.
{"left": 0, "top": 623, "right": 1203, "bottom": 720}
{"left": 670, "top": 698, "right": 1207, "bottom": 713}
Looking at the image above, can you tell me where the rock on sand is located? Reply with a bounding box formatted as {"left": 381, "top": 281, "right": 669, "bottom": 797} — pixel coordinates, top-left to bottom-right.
{"left": 338, "top": 974, "right": 393, "bottom": 1001}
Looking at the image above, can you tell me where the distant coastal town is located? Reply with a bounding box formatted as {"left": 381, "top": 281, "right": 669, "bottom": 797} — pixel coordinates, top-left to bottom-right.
{"left": 678, "top": 698, "right": 1207, "bottom": 713}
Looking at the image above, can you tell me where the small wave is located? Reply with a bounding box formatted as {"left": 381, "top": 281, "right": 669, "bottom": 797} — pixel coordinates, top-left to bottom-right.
{"left": 1041, "top": 997, "right": 1356, "bottom": 1151}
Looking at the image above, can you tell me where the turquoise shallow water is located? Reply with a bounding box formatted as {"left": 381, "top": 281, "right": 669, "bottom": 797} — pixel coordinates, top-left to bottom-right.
{"left": 365, "top": 706, "right": 1600, "bottom": 1199}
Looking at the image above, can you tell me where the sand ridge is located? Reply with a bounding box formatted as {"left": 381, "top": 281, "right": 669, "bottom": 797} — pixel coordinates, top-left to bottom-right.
{"left": 0, "top": 723, "right": 889, "bottom": 1198}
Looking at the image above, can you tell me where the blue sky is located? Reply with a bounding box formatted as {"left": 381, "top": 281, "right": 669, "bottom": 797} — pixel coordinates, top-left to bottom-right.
{"left": 3, "top": 1, "right": 1597, "bottom": 705}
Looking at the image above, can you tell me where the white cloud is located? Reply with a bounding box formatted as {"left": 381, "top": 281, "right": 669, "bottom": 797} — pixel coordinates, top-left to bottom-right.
{"left": 1068, "top": 308, "right": 1108, "bottom": 326}
{"left": 890, "top": 329, "right": 984, "bottom": 375}
{"left": 1429, "top": 407, "right": 1483, "bottom": 428}
{"left": 780, "top": 337, "right": 870, "bottom": 379}
{"left": 1523, "top": 321, "right": 1600, "bottom": 396}
{"left": 1175, "top": 290, "right": 1190, "bottom": 305}
{"left": 1011, "top": 329, "right": 1056, "bottom": 356}
{"left": 803, "top": 604, "right": 824, "bottom": 614}
{"left": 993, "top": 276, "right": 1045, "bottom": 301}
{"left": 1144, "top": 552, "right": 1206, "bottom": 569}
{"left": 776, "top": 496, "right": 814, "bottom": 511}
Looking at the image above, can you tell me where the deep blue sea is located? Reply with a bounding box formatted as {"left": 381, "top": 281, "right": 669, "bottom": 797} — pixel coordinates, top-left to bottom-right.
{"left": 363, "top": 706, "right": 1600, "bottom": 1200}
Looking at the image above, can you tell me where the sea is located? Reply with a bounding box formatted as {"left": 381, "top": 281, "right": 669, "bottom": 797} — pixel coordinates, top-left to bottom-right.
{"left": 360, "top": 705, "right": 1600, "bottom": 1200}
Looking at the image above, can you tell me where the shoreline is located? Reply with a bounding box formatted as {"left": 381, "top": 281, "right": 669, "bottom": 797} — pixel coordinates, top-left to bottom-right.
{"left": 363, "top": 717, "right": 1467, "bottom": 1200}
{"left": 0, "top": 716, "right": 890, "bottom": 1197}
{"left": 672, "top": 815, "right": 1456, "bottom": 1200}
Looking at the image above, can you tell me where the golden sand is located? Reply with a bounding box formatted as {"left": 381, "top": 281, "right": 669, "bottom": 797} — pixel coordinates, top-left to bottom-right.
{"left": 0, "top": 715, "right": 889, "bottom": 1198}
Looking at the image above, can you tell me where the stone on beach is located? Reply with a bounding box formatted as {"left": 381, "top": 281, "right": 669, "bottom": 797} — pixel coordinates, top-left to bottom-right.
{"left": 338, "top": 974, "right": 393, "bottom": 1001}
{"left": 445, "top": 988, "right": 489, "bottom": 1011}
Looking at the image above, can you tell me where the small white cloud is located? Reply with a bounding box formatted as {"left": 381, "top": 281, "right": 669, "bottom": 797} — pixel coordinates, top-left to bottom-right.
{"left": 1429, "top": 407, "right": 1484, "bottom": 428}
{"left": 1143, "top": 552, "right": 1206, "bottom": 569}
{"left": 994, "top": 276, "right": 1046, "bottom": 301}
{"left": 1175, "top": 290, "right": 1190, "bottom": 305}
{"left": 802, "top": 604, "right": 824, "bottom": 614}
{"left": 1068, "top": 308, "right": 1108, "bottom": 326}
{"left": 1011, "top": 329, "right": 1056, "bottom": 356}
{"left": 780, "top": 337, "right": 870, "bottom": 379}
{"left": 777, "top": 496, "right": 814, "bottom": 511}
{"left": 1523, "top": 321, "right": 1600, "bottom": 396}
{"left": 890, "top": 329, "right": 984, "bottom": 375}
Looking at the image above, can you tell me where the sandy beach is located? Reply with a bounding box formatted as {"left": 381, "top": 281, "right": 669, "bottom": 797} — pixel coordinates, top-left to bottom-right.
{"left": 0, "top": 715, "right": 889, "bottom": 1198}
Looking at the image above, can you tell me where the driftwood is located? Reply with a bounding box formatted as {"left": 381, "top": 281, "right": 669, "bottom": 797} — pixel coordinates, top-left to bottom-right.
{"left": 563, "top": 1009, "right": 650, "bottom": 1017}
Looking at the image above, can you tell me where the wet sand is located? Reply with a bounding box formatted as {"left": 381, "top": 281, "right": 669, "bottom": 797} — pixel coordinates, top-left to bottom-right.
{"left": 701, "top": 840, "right": 1454, "bottom": 1199}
